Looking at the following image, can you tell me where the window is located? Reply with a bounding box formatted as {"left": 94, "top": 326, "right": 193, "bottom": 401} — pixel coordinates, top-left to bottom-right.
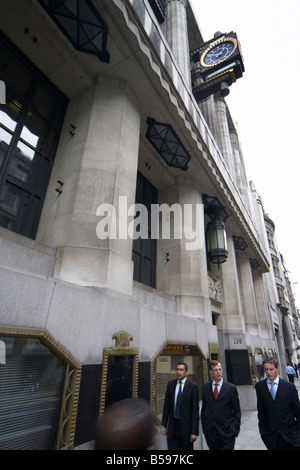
{"left": 277, "top": 286, "right": 286, "bottom": 307}
{"left": 0, "top": 329, "right": 81, "bottom": 450}
{"left": 0, "top": 32, "right": 68, "bottom": 239}
{"left": 148, "top": 0, "right": 166, "bottom": 23}
{"left": 271, "top": 256, "right": 280, "bottom": 277}
{"left": 132, "top": 172, "right": 157, "bottom": 288}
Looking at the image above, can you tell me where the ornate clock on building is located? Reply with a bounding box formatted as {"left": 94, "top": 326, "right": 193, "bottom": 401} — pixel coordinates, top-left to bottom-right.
{"left": 190, "top": 32, "right": 244, "bottom": 102}
{"left": 200, "top": 38, "right": 238, "bottom": 67}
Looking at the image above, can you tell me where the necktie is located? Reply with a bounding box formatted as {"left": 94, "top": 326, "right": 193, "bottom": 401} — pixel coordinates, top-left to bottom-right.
{"left": 214, "top": 382, "right": 218, "bottom": 400}
{"left": 174, "top": 381, "right": 182, "bottom": 418}
{"left": 270, "top": 381, "right": 276, "bottom": 400}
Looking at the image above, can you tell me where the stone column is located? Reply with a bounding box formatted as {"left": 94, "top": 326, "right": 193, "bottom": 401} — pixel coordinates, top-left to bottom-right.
{"left": 156, "top": 178, "right": 211, "bottom": 321}
{"left": 213, "top": 96, "right": 235, "bottom": 176}
{"left": 199, "top": 95, "right": 217, "bottom": 137}
{"left": 230, "top": 129, "right": 251, "bottom": 210}
{"left": 37, "top": 76, "right": 141, "bottom": 295}
{"left": 237, "top": 253, "right": 260, "bottom": 336}
{"left": 164, "top": 0, "right": 191, "bottom": 86}
{"left": 252, "top": 271, "right": 272, "bottom": 337}
{"left": 219, "top": 235, "right": 245, "bottom": 331}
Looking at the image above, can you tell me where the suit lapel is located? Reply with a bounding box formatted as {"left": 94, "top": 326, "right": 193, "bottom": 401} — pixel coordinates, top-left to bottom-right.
{"left": 262, "top": 378, "right": 272, "bottom": 400}
{"left": 275, "top": 378, "right": 284, "bottom": 401}
{"left": 218, "top": 380, "right": 227, "bottom": 399}
{"left": 179, "top": 379, "right": 189, "bottom": 404}
{"left": 179, "top": 379, "right": 191, "bottom": 404}
{"left": 171, "top": 379, "right": 177, "bottom": 405}
{"left": 208, "top": 380, "right": 215, "bottom": 399}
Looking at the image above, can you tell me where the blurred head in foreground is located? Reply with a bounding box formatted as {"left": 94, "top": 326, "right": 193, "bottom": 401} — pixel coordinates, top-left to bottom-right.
{"left": 95, "top": 398, "right": 158, "bottom": 450}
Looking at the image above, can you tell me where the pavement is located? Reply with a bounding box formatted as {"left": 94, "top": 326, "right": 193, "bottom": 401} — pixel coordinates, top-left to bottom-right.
{"left": 157, "top": 377, "right": 300, "bottom": 451}
{"left": 235, "top": 409, "right": 265, "bottom": 450}
{"left": 156, "top": 408, "right": 266, "bottom": 451}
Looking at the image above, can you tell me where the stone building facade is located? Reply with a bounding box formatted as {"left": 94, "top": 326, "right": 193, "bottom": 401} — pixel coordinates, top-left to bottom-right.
{"left": 0, "top": 0, "right": 299, "bottom": 449}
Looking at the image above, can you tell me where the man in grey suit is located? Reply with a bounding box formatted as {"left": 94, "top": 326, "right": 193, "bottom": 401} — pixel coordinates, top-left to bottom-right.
{"left": 162, "top": 361, "right": 199, "bottom": 450}
{"left": 255, "top": 356, "right": 300, "bottom": 450}
{"left": 201, "top": 360, "right": 241, "bottom": 450}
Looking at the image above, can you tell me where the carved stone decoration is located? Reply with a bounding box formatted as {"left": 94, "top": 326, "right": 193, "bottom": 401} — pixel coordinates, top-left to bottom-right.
{"left": 112, "top": 331, "right": 133, "bottom": 349}
{"left": 208, "top": 273, "right": 223, "bottom": 302}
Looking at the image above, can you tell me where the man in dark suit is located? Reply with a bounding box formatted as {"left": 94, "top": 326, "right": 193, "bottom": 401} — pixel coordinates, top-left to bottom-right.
{"left": 201, "top": 360, "right": 241, "bottom": 450}
{"left": 162, "top": 361, "right": 199, "bottom": 450}
{"left": 255, "top": 356, "right": 300, "bottom": 450}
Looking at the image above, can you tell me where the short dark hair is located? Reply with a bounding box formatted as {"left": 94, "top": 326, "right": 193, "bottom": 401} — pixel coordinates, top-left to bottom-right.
{"left": 263, "top": 356, "right": 279, "bottom": 368}
{"left": 177, "top": 361, "right": 188, "bottom": 371}
{"left": 95, "top": 398, "right": 157, "bottom": 450}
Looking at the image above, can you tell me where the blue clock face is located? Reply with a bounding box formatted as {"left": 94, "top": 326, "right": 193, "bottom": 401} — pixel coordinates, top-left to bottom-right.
{"left": 202, "top": 40, "right": 236, "bottom": 66}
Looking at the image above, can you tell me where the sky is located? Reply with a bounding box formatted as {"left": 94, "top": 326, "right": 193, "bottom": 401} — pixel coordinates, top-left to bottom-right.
{"left": 190, "top": 0, "right": 300, "bottom": 307}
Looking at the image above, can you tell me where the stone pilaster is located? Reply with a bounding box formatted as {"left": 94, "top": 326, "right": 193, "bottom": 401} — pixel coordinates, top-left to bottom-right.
{"left": 164, "top": 0, "right": 191, "bottom": 86}
{"left": 38, "top": 76, "right": 141, "bottom": 295}
{"left": 156, "top": 178, "right": 211, "bottom": 321}
{"left": 219, "top": 235, "right": 245, "bottom": 332}
{"left": 230, "top": 129, "right": 251, "bottom": 210}
{"left": 213, "top": 96, "right": 235, "bottom": 176}
{"left": 252, "top": 271, "right": 272, "bottom": 338}
{"left": 237, "top": 253, "right": 260, "bottom": 335}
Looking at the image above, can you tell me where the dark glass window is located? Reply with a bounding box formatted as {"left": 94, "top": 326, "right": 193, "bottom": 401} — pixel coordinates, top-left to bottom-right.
{"left": 0, "top": 32, "right": 68, "bottom": 239}
{"left": 148, "top": 0, "right": 166, "bottom": 23}
{"left": 132, "top": 172, "right": 157, "bottom": 288}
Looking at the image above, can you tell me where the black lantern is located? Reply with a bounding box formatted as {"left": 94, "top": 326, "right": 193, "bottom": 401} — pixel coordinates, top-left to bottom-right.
{"left": 38, "top": 0, "right": 110, "bottom": 62}
{"left": 206, "top": 219, "right": 228, "bottom": 265}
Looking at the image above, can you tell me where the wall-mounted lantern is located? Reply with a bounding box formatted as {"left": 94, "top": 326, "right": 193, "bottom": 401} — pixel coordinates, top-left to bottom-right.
{"left": 206, "top": 218, "right": 228, "bottom": 265}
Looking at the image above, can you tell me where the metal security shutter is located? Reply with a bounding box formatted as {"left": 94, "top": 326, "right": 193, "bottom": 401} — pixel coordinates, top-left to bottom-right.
{"left": 0, "top": 337, "right": 66, "bottom": 450}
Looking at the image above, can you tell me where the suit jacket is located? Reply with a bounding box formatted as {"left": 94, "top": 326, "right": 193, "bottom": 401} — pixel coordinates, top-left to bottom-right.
{"left": 201, "top": 380, "right": 241, "bottom": 448}
{"left": 162, "top": 378, "right": 199, "bottom": 443}
{"left": 255, "top": 378, "right": 300, "bottom": 450}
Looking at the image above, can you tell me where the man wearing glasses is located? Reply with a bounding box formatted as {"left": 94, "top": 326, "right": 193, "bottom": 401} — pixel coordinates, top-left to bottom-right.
{"left": 162, "top": 361, "right": 199, "bottom": 450}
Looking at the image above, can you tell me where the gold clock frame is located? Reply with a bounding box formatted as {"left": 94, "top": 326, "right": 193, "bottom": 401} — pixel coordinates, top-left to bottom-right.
{"left": 200, "top": 37, "right": 238, "bottom": 68}
{"left": 99, "top": 331, "right": 138, "bottom": 416}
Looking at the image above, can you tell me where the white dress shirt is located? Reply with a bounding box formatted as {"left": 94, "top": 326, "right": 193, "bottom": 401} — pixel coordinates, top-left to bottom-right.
{"left": 212, "top": 378, "right": 223, "bottom": 394}
{"left": 175, "top": 377, "right": 187, "bottom": 402}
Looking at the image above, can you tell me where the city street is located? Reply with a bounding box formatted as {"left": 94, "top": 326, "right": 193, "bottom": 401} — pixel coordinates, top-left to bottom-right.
{"left": 157, "top": 377, "right": 300, "bottom": 451}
